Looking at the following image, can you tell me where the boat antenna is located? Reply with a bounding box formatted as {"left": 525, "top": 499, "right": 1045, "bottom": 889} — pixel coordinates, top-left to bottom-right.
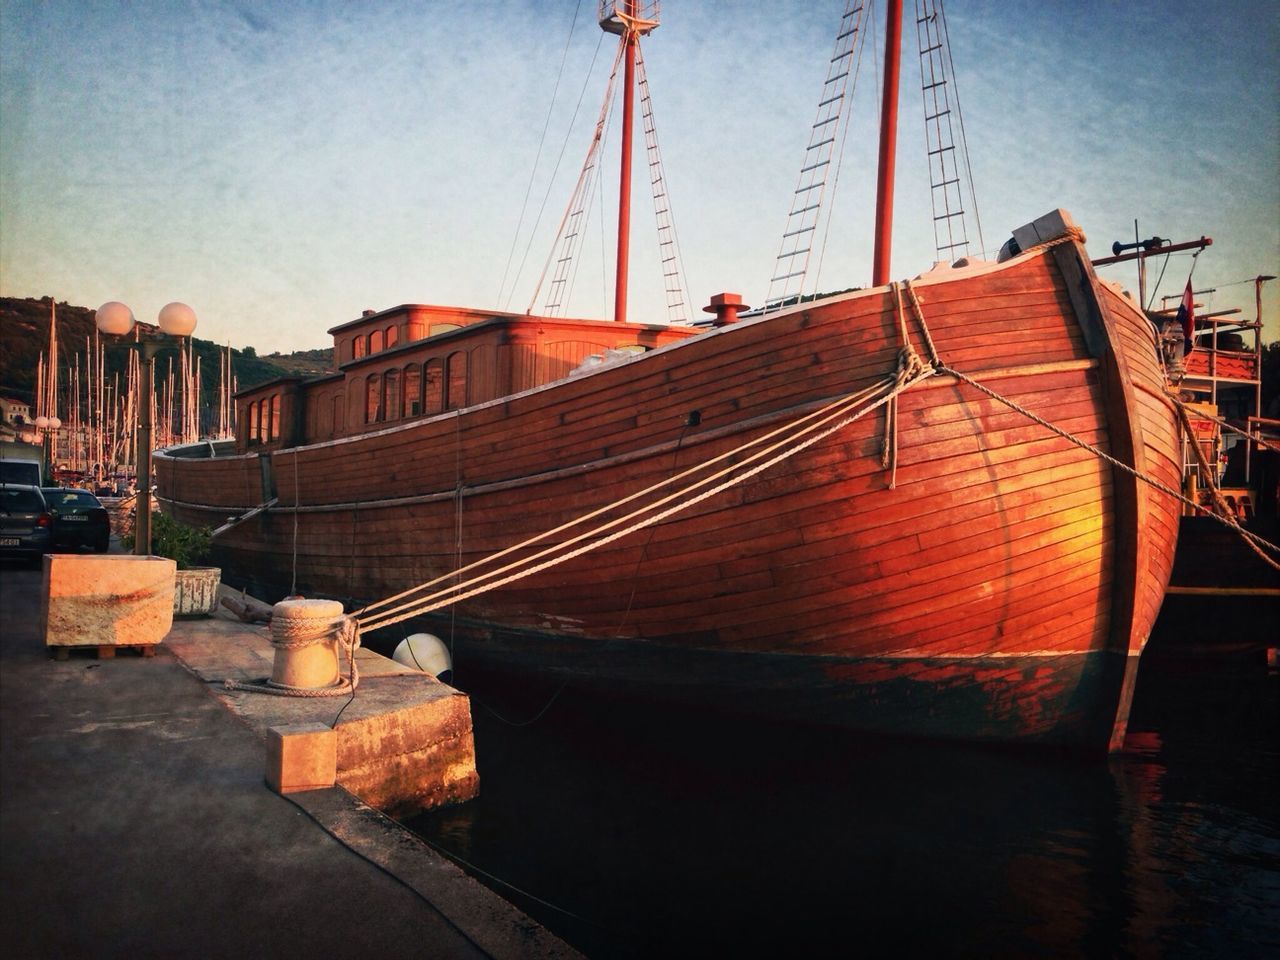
{"left": 872, "top": 0, "right": 904, "bottom": 286}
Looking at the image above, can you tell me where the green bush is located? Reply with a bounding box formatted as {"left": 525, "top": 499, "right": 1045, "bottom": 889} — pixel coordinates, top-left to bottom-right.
{"left": 125, "top": 511, "right": 213, "bottom": 569}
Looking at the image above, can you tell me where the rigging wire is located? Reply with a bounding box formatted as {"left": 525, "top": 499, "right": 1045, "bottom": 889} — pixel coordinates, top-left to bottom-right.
{"left": 765, "top": 0, "right": 869, "bottom": 311}
{"left": 634, "top": 45, "right": 693, "bottom": 322}
{"left": 1144, "top": 252, "right": 1173, "bottom": 311}
{"left": 496, "top": 0, "right": 587, "bottom": 311}
{"left": 505, "top": 30, "right": 608, "bottom": 313}
{"left": 531, "top": 40, "right": 625, "bottom": 315}
{"left": 812, "top": 10, "right": 872, "bottom": 297}
{"left": 937, "top": 0, "right": 984, "bottom": 257}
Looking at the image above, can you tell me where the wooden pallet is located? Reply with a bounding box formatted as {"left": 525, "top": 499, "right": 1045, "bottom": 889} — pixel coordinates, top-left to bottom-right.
{"left": 48, "top": 644, "right": 159, "bottom": 661}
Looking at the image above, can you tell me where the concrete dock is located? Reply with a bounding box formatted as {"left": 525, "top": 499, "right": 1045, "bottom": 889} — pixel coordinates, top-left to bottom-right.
{"left": 0, "top": 559, "right": 583, "bottom": 959}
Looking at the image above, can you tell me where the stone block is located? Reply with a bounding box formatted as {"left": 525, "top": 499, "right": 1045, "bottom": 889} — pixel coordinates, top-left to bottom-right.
{"left": 266, "top": 723, "right": 337, "bottom": 794}
{"left": 41, "top": 554, "right": 177, "bottom": 648}
{"left": 335, "top": 690, "right": 479, "bottom": 817}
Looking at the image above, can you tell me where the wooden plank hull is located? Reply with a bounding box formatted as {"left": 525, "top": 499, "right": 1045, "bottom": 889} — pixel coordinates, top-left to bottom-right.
{"left": 156, "top": 239, "right": 1182, "bottom": 750}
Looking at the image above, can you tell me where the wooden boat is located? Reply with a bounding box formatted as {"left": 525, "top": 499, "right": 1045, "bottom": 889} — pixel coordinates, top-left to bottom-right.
{"left": 152, "top": 3, "right": 1183, "bottom": 750}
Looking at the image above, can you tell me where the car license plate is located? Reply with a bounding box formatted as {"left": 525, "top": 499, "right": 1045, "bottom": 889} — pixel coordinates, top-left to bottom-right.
{"left": 0, "top": 538, "right": 19, "bottom": 546}
{"left": 63, "top": 515, "right": 88, "bottom": 521}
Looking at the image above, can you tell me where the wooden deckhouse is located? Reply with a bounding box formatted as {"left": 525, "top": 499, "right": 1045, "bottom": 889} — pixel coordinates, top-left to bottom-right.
{"left": 233, "top": 305, "right": 695, "bottom": 455}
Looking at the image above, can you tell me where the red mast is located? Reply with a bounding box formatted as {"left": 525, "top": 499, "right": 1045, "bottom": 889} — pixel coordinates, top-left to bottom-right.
{"left": 872, "top": 0, "right": 903, "bottom": 287}
{"left": 600, "top": 2, "right": 660, "bottom": 324}
{"left": 615, "top": 14, "right": 638, "bottom": 324}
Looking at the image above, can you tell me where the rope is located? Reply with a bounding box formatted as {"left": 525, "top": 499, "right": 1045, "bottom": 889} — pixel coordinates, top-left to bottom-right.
{"left": 882, "top": 282, "right": 931, "bottom": 488}
{"left": 1169, "top": 398, "right": 1280, "bottom": 571}
{"left": 905, "top": 263, "right": 1276, "bottom": 571}
{"left": 939, "top": 364, "right": 1280, "bottom": 571}
{"left": 358, "top": 369, "right": 930, "bottom": 634}
{"left": 224, "top": 611, "right": 363, "bottom": 698}
{"left": 358, "top": 374, "right": 888, "bottom": 623}
{"left": 1181, "top": 405, "right": 1279, "bottom": 455}
{"left": 495, "top": 0, "right": 586, "bottom": 310}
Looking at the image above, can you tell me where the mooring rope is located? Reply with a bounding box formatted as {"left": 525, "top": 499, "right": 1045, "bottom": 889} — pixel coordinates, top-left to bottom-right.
{"left": 1168, "top": 398, "right": 1280, "bottom": 571}
{"left": 903, "top": 259, "right": 1278, "bottom": 571}
{"left": 357, "top": 368, "right": 931, "bottom": 634}
{"left": 224, "top": 611, "right": 362, "bottom": 698}
{"left": 939, "top": 363, "right": 1280, "bottom": 571}
{"left": 357, "top": 374, "right": 892, "bottom": 625}
{"left": 1179, "top": 403, "right": 1279, "bottom": 455}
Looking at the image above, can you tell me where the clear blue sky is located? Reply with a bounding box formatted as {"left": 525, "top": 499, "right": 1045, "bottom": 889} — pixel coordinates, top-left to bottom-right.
{"left": 2, "top": 1, "right": 1277, "bottom": 352}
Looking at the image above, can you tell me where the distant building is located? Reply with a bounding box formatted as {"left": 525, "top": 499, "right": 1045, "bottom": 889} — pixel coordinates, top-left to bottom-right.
{"left": 0, "top": 396, "right": 31, "bottom": 426}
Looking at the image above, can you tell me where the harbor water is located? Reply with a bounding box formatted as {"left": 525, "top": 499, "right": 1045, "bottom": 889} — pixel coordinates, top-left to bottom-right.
{"left": 401, "top": 609, "right": 1279, "bottom": 958}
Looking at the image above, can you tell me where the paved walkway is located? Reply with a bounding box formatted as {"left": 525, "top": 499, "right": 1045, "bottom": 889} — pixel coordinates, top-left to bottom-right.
{"left": 0, "top": 558, "right": 581, "bottom": 959}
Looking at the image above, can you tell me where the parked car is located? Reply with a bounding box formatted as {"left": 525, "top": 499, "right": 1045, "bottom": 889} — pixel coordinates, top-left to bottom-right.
{"left": 40, "top": 487, "right": 111, "bottom": 553}
{"left": 0, "top": 485, "right": 53, "bottom": 562}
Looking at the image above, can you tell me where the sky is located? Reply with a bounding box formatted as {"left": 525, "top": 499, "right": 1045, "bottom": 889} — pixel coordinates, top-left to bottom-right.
{"left": 2, "top": 0, "right": 1278, "bottom": 354}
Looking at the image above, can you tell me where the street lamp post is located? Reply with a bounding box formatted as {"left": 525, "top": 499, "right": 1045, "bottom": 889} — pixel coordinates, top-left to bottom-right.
{"left": 32, "top": 415, "right": 62, "bottom": 483}
{"left": 94, "top": 301, "right": 198, "bottom": 556}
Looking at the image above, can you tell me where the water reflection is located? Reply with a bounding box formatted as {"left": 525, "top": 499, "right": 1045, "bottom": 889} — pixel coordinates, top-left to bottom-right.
{"left": 407, "top": 649, "right": 1278, "bottom": 958}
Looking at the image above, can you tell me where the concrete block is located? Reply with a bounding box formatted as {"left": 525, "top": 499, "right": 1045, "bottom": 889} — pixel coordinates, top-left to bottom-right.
{"left": 266, "top": 723, "right": 337, "bottom": 794}
{"left": 41, "top": 554, "right": 177, "bottom": 648}
{"left": 335, "top": 691, "right": 479, "bottom": 817}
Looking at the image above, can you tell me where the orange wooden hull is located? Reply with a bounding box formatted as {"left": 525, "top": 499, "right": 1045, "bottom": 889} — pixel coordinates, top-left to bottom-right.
{"left": 157, "top": 238, "right": 1182, "bottom": 749}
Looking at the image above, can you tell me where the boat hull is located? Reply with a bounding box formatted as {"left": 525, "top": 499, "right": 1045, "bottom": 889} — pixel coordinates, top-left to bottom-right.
{"left": 157, "top": 234, "right": 1182, "bottom": 749}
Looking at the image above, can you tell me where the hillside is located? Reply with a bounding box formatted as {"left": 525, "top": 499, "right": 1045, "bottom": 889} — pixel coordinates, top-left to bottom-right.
{"left": 0, "top": 296, "right": 334, "bottom": 407}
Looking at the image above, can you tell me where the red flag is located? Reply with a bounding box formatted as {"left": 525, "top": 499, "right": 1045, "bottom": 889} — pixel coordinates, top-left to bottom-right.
{"left": 1175, "top": 279, "right": 1195, "bottom": 353}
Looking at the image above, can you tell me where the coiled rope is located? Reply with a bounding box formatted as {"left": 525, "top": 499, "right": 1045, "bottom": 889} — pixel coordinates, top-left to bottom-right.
{"left": 224, "top": 605, "right": 363, "bottom": 698}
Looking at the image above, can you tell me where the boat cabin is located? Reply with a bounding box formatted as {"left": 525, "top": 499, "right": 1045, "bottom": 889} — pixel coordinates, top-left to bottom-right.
{"left": 233, "top": 304, "right": 697, "bottom": 454}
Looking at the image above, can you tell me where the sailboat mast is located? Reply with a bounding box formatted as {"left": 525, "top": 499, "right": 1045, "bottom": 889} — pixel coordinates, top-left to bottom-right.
{"left": 613, "top": 3, "right": 640, "bottom": 324}
{"left": 872, "top": 0, "right": 904, "bottom": 287}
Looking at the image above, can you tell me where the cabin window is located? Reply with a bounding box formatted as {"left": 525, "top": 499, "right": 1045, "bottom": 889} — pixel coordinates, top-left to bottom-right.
{"left": 424, "top": 359, "right": 444, "bottom": 414}
{"left": 385, "top": 325, "right": 399, "bottom": 348}
{"left": 365, "top": 374, "right": 382, "bottom": 423}
{"left": 403, "top": 364, "right": 422, "bottom": 418}
{"left": 383, "top": 369, "right": 401, "bottom": 423}
{"left": 248, "top": 401, "right": 260, "bottom": 443}
{"left": 269, "top": 394, "right": 282, "bottom": 441}
{"left": 370, "top": 329, "right": 384, "bottom": 354}
{"left": 353, "top": 337, "right": 366, "bottom": 360}
{"left": 446, "top": 350, "right": 467, "bottom": 411}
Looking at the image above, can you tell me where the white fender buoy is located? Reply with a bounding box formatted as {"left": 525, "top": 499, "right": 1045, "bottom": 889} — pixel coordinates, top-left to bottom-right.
{"left": 392, "top": 633, "right": 452, "bottom": 678}
{"left": 269, "top": 598, "right": 343, "bottom": 689}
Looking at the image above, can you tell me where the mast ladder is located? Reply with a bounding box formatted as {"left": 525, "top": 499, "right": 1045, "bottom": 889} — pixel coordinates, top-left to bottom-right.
{"left": 914, "top": 0, "right": 981, "bottom": 263}
{"left": 765, "top": 1, "right": 867, "bottom": 313}
{"left": 538, "top": 44, "right": 627, "bottom": 316}
{"left": 634, "top": 46, "right": 691, "bottom": 324}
